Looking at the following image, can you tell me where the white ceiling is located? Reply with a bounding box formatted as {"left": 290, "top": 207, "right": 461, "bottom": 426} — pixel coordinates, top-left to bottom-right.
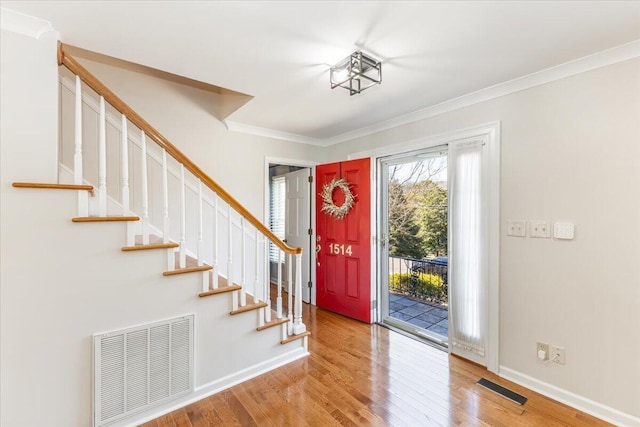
{"left": 4, "top": 1, "right": 640, "bottom": 142}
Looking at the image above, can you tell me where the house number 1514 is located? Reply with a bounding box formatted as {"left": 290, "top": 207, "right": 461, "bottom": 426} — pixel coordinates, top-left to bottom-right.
{"left": 329, "top": 243, "right": 353, "bottom": 256}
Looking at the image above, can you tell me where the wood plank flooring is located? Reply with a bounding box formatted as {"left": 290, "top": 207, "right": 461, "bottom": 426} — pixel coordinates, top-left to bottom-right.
{"left": 141, "top": 305, "right": 611, "bottom": 427}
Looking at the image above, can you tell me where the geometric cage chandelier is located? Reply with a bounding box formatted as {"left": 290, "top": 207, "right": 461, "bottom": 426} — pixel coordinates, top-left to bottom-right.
{"left": 330, "top": 51, "right": 382, "bottom": 96}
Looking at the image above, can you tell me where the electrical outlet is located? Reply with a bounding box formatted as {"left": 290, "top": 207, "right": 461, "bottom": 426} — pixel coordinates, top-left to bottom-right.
{"left": 507, "top": 220, "right": 526, "bottom": 237}
{"left": 550, "top": 345, "right": 566, "bottom": 364}
{"left": 536, "top": 342, "right": 549, "bottom": 361}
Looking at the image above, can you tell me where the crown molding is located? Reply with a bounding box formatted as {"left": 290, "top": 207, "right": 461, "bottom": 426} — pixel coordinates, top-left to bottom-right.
{"left": 0, "top": 7, "right": 56, "bottom": 39}
{"left": 323, "top": 39, "right": 640, "bottom": 146}
{"left": 225, "top": 40, "right": 640, "bottom": 147}
{"left": 224, "top": 120, "right": 324, "bottom": 146}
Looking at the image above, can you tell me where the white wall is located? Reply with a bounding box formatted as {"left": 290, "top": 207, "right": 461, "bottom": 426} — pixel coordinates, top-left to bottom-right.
{"left": 0, "top": 27, "right": 307, "bottom": 427}
{"left": 328, "top": 58, "right": 640, "bottom": 420}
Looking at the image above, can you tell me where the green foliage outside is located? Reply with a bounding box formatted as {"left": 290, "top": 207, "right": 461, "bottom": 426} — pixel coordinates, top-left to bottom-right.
{"left": 388, "top": 178, "right": 448, "bottom": 259}
{"left": 389, "top": 272, "right": 446, "bottom": 303}
{"left": 388, "top": 181, "right": 425, "bottom": 258}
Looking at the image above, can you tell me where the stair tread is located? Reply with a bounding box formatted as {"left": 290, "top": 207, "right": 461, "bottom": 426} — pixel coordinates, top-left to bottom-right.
{"left": 280, "top": 331, "right": 311, "bottom": 345}
{"left": 257, "top": 315, "right": 289, "bottom": 331}
{"left": 12, "top": 182, "right": 93, "bottom": 191}
{"left": 163, "top": 264, "right": 212, "bottom": 275}
{"left": 122, "top": 235, "right": 179, "bottom": 251}
{"left": 72, "top": 216, "right": 140, "bottom": 222}
{"left": 230, "top": 294, "right": 268, "bottom": 315}
{"left": 164, "top": 252, "right": 212, "bottom": 275}
{"left": 199, "top": 283, "right": 242, "bottom": 297}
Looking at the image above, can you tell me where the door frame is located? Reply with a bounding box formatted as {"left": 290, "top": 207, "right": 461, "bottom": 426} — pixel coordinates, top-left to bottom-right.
{"left": 377, "top": 145, "right": 449, "bottom": 344}
{"left": 348, "top": 121, "right": 501, "bottom": 373}
{"left": 264, "top": 157, "right": 318, "bottom": 305}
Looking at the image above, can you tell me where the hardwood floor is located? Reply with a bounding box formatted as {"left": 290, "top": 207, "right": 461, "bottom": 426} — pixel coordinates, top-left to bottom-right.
{"left": 141, "top": 305, "right": 611, "bottom": 427}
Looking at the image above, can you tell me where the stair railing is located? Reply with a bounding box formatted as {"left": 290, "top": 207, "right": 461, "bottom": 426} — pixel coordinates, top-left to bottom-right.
{"left": 57, "top": 43, "right": 306, "bottom": 336}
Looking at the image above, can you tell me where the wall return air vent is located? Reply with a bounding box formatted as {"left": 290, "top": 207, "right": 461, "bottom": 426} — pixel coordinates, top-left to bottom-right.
{"left": 93, "top": 314, "right": 194, "bottom": 427}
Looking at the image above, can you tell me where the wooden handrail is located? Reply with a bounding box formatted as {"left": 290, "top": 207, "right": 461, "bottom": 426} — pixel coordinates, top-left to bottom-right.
{"left": 58, "top": 43, "right": 301, "bottom": 255}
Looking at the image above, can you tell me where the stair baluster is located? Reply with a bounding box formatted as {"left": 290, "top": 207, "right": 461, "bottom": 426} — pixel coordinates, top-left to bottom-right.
{"left": 121, "top": 114, "right": 134, "bottom": 246}
{"left": 140, "top": 130, "right": 150, "bottom": 245}
{"left": 161, "top": 149, "right": 172, "bottom": 270}
{"left": 212, "top": 194, "right": 219, "bottom": 290}
{"left": 74, "top": 76, "right": 88, "bottom": 217}
{"left": 197, "top": 181, "right": 204, "bottom": 266}
{"left": 179, "top": 164, "right": 186, "bottom": 268}
{"left": 98, "top": 96, "right": 107, "bottom": 216}
{"left": 287, "top": 253, "right": 293, "bottom": 335}
{"left": 264, "top": 239, "right": 271, "bottom": 323}
{"left": 239, "top": 218, "right": 247, "bottom": 306}
{"left": 276, "top": 249, "right": 283, "bottom": 319}
{"left": 229, "top": 203, "right": 237, "bottom": 311}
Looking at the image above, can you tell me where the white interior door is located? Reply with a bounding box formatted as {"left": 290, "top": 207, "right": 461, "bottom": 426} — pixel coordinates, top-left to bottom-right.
{"left": 285, "top": 168, "right": 311, "bottom": 303}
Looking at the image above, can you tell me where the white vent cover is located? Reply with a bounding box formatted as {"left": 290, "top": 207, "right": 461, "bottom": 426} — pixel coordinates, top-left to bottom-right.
{"left": 93, "top": 315, "right": 194, "bottom": 426}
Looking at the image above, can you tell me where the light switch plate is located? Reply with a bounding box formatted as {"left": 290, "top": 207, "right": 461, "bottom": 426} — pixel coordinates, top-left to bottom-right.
{"left": 554, "top": 222, "right": 575, "bottom": 240}
{"left": 529, "top": 221, "right": 550, "bottom": 238}
{"left": 507, "top": 220, "right": 526, "bottom": 237}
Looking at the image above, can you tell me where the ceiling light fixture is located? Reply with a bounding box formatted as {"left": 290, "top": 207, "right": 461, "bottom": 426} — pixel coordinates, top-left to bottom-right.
{"left": 330, "top": 51, "right": 382, "bottom": 96}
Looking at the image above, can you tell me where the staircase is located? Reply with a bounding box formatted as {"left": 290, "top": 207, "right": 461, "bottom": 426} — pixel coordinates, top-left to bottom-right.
{"left": 8, "top": 42, "right": 309, "bottom": 426}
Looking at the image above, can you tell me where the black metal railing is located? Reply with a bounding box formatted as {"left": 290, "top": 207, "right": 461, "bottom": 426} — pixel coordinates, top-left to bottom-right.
{"left": 388, "top": 255, "right": 448, "bottom": 304}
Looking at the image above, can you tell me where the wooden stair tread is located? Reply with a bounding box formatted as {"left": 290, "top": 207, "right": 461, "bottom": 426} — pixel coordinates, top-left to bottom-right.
{"left": 122, "top": 235, "right": 178, "bottom": 251}
{"left": 72, "top": 216, "right": 140, "bottom": 222}
{"left": 280, "top": 331, "right": 311, "bottom": 345}
{"left": 199, "top": 284, "right": 241, "bottom": 298}
{"left": 164, "top": 252, "right": 211, "bottom": 276}
{"left": 230, "top": 294, "right": 268, "bottom": 315}
{"left": 163, "top": 264, "right": 212, "bottom": 276}
{"left": 13, "top": 182, "right": 94, "bottom": 191}
{"left": 256, "top": 315, "right": 289, "bottom": 331}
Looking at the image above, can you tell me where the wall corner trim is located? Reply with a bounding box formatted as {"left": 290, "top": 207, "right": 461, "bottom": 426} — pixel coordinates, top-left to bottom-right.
{"left": 0, "top": 7, "right": 56, "bottom": 39}
{"left": 499, "top": 366, "right": 640, "bottom": 427}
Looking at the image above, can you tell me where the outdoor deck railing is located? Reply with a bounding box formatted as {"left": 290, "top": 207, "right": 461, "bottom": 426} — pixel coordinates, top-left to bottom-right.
{"left": 388, "top": 255, "right": 448, "bottom": 304}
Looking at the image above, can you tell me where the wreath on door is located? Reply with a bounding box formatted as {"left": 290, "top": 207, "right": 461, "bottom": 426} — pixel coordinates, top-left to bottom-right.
{"left": 320, "top": 178, "right": 355, "bottom": 220}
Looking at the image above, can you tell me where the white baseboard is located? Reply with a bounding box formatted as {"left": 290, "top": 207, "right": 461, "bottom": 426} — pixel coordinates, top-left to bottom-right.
{"left": 123, "top": 348, "right": 309, "bottom": 427}
{"left": 499, "top": 366, "right": 640, "bottom": 427}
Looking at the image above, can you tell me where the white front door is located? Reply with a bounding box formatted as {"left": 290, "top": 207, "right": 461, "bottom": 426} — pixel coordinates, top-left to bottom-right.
{"left": 285, "top": 168, "right": 311, "bottom": 303}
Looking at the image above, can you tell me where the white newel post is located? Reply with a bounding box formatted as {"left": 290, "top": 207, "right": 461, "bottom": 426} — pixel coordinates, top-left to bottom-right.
{"left": 287, "top": 253, "right": 293, "bottom": 335}
{"left": 162, "top": 149, "right": 172, "bottom": 271}
{"left": 264, "top": 238, "right": 271, "bottom": 323}
{"left": 276, "top": 249, "right": 283, "bottom": 319}
{"left": 293, "top": 253, "right": 306, "bottom": 334}
{"left": 74, "top": 76, "right": 88, "bottom": 217}
{"left": 240, "top": 218, "right": 247, "bottom": 306}
{"left": 179, "top": 164, "right": 186, "bottom": 268}
{"left": 212, "top": 194, "right": 219, "bottom": 289}
{"left": 140, "top": 131, "right": 150, "bottom": 245}
{"left": 121, "top": 114, "right": 134, "bottom": 246}
{"left": 98, "top": 96, "right": 107, "bottom": 216}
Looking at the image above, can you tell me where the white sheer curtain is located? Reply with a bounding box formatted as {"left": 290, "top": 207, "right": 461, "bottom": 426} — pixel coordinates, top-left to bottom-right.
{"left": 448, "top": 141, "right": 487, "bottom": 360}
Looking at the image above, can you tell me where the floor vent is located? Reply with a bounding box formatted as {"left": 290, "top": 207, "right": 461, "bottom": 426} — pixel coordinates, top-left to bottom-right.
{"left": 93, "top": 315, "right": 194, "bottom": 426}
{"left": 477, "top": 378, "right": 528, "bottom": 405}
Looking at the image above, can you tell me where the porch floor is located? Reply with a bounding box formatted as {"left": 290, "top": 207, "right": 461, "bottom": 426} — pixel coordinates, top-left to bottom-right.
{"left": 389, "top": 293, "right": 448, "bottom": 337}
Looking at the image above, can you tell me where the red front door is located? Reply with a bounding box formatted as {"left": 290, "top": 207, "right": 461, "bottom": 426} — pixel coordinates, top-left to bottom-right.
{"left": 316, "top": 158, "right": 371, "bottom": 323}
